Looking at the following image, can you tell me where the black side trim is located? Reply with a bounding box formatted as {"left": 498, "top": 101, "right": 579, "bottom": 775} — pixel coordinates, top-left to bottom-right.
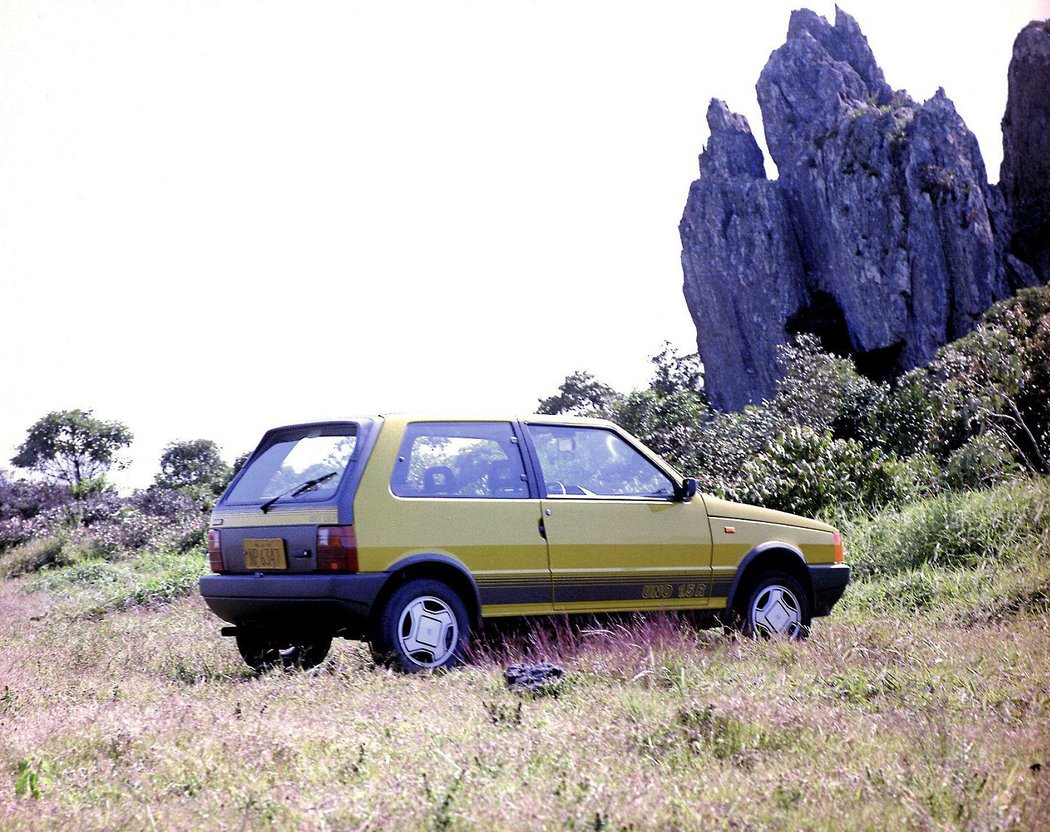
{"left": 478, "top": 582, "right": 553, "bottom": 606}
{"left": 553, "top": 574, "right": 722, "bottom": 605}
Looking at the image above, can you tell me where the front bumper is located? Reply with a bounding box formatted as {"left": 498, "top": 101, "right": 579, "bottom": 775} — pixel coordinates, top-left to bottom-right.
{"left": 808, "top": 564, "right": 851, "bottom": 617}
{"left": 199, "top": 572, "right": 387, "bottom": 637}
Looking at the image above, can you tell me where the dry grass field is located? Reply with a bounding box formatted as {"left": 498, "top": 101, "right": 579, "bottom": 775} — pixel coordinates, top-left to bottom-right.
{"left": 1, "top": 481, "right": 1048, "bottom": 830}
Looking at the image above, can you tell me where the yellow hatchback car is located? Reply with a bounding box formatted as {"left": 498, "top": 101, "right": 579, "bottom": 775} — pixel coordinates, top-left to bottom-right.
{"left": 200, "top": 415, "right": 849, "bottom": 671}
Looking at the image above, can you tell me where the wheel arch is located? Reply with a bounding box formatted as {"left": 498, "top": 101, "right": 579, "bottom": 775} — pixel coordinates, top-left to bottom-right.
{"left": 725, "top": 542, "right": 812, "bottom": 613}
{"left": 371, "top": 554, "right": 482, "bottom": 630}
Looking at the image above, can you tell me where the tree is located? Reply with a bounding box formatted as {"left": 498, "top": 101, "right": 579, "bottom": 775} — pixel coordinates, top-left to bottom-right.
{"left": 537, "top": 371, "right": 621, "bottom": 418}
{"left": 648, "top": 342, "right": 705, "bottom": 398}
{"left": 11, "top": 409, "right": 133, "bottom": 488}
{"left": 155, "top": 439, "right": 231, "bottom": 492}
{"left": 229, "top": 452, "right": 251, "bottom": 482}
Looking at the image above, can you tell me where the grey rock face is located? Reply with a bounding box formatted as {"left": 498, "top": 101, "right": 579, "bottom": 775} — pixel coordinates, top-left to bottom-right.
{"left": 681, "top": 8, "right": 1041, "bottom": 411}
{"left": 681, "top": 101, "right": 803, "bottom": 412}
{"left": 1001, "top": 20, "right": 1050, "bottom": 283}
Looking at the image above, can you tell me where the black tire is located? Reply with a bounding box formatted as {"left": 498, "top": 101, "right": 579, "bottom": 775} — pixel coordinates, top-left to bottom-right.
{"left": 737, "top": 571, "right": 811, "bottom": 641}
{"left": 236, "top": 632, "right": 332, "bottom": 671}
{"left": 370, "top": 578, "right": 470, "bottom": 672}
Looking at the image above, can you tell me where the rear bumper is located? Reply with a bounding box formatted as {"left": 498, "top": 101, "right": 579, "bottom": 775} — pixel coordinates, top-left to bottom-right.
{"left": 808, "top": 564, "right": 850, "bottom": 616}
{"left": 198, "top": 573, "right": 387, "bottom": 637}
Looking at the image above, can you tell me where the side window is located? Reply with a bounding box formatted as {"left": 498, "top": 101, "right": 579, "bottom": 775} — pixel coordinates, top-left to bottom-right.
{"left": 527, "top": 425, "right": 675, "bottom": 499}
{"left": 391, "top": 422, "right": 529, "bottom": 499}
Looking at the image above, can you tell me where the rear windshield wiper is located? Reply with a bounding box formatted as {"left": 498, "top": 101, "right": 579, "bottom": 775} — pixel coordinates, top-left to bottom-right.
{"left": 260, "top": 472, "right": 337, "bottom": 513}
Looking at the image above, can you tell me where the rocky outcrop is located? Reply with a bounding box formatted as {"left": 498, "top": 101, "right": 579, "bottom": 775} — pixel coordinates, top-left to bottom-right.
{"left": 1001, "top": 20, "right": 1050, "bottom": 283}
{"left": 681, "top": 102, "right": 804, "bottom": 407}
{"left": 681, "top": 8, "right": 1045, "bottom": 411}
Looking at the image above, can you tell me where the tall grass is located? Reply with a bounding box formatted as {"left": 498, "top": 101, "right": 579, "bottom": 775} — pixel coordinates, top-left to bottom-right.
{"left": 836, "top": 478, "right": 1050, "bottom": 621}
{"left": 0, "top": 479, "right": 1047, "bottom": 829}
{"left": 22, "top": 546, "right": 207, "bottom": 616}
{"left": 841, "top": 477, "right": 1049, "bottom": 577}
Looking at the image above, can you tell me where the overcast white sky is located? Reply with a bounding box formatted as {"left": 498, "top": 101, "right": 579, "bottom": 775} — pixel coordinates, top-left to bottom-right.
{"left": 1, "top": 0, "right": 1046, "bottom": 489}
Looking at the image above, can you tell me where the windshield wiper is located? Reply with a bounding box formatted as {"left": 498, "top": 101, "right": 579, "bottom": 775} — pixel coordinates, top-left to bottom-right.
{"left": 260, "top": 472, "right": 337, "bottom": 513}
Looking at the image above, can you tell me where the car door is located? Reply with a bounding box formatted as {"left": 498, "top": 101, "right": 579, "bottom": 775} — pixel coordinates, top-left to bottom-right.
{"left": 523, "top": 422, "right": 713, "bottom": 612}
{"left": 358, "top": 419, "right": 553, "bottom": 616}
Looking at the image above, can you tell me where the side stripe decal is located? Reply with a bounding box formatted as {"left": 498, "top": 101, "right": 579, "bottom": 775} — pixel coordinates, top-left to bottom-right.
{"left": 476, "top": 576, "right": 732, "bottom": 607}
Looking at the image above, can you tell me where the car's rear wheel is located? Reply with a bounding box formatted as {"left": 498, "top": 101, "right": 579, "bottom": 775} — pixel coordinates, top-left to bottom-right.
{"left": 235, "top": 631, "right": 332, "bottom": 671}
{"left": 371, "top": 578, "right": 470, "bottom": 672}
{"left": 739, "top": 572, "right": 810, "bottom": 640}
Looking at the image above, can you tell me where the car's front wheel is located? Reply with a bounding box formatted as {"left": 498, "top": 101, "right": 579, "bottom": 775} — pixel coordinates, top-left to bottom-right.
{"left": 739, "top": 572, "right": 811, "bottom": 640}
{"left": 235, "top": 632, "right": 332, "bottom": 671}
{"left": 371, "top": 578, "right": 470, "bottom": 672}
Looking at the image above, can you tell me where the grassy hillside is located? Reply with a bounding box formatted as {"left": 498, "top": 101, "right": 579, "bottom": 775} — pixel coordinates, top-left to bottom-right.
{"left": 0, "top": 479, "right": 1048, "bottom": 830}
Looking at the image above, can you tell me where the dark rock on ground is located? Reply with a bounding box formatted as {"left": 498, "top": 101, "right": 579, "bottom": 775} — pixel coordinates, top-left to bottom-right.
{"left": 504, "top": 661, "right": 564, "bottom": 693}
{"left": 1001, "top": 19, "right": 1050, "bottom": 284}
{"left": 681, "top": 8, "right": 1047, "bottom": 411}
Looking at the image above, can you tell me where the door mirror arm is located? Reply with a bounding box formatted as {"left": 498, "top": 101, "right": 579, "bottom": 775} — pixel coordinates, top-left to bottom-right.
{"left": 676, "top": 477, "right": 698, "bottom": 502}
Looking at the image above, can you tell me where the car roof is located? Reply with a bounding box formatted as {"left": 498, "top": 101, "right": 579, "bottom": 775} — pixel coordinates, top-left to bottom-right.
{"left": 264, "top": 413, "right": 620, "bottom": 434}
{"left": 379, "top": 412, "right": 616, "bottom": 427}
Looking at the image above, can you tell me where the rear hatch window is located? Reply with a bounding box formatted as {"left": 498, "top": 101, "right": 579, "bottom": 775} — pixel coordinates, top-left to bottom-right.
{"left": 226, "top": 426, "right": 358, "bottom": 507}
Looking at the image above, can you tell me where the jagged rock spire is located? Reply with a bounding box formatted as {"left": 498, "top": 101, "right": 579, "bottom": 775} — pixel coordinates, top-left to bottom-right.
{"left": 680, "top": 7, "right": 1039, "bottom": 411}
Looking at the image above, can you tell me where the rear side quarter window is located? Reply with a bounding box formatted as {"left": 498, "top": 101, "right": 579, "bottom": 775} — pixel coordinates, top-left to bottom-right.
{"left": 391, "top": 422, "right": 529, "bottom": 499}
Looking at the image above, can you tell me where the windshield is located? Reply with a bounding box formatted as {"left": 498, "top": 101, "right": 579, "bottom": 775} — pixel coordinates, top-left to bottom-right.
{"left": 225, "top": 427, "right": 357, "bottom": 505}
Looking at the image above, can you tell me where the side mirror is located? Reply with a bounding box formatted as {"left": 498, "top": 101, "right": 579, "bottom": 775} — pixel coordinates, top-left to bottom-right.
{"left": 676, "top": 477, "right": 698, "bottom": 502}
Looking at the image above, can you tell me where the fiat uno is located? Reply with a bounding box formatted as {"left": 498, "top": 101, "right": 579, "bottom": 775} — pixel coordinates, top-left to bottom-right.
{"left": 199, "top": 415, "right": 850, "bottom": 671}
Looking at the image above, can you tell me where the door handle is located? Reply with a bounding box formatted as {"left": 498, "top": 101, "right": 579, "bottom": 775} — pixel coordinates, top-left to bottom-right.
{"left": 538, "top": 518, "right": 547, "bottom": 540}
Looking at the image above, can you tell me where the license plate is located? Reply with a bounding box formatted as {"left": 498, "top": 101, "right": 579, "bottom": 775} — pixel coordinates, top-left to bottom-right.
{"left": 243, "top": 539, "right": 287, "bottom": 570}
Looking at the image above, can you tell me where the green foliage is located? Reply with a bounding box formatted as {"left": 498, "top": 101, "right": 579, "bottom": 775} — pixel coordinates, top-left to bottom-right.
{"left": 0, "top": 535, "right": 70, "bottom": 578}
{"left": 615, "top": 345, "right": 708, "bottom": 463}
{"left": 229, "top": 451, "right": 251, "bottom": 481}
{"left": 923, "top": 288, "right": 1050, "bottom": 474}
{"left": 14, "top": 757, "right": 51, "bottom": 800}
{"left": 839, "top": 478, "right": 1050, "bottom": 580}
{"left": 28, "top": 546, "right": 207, "bottom": 615}
{"left": 11, "top": 410, "right": 132, "bottom": 488}
{"left": 945, "top": 433, "right": 1020, "bottom": 489}
{"left": 537, "top": 371, "right": 620, "bottom": 419}
{"left": 675, "top": 339, "right": 916, "bottom": 515}
{"left": 156, "top": 439, "right": 231, "bottom": 493}
{"left": 69, "top": 476, "right": 115, "bottom": 501}
{"left": 734, "top": 426, "right": 918, "bottom": 517}
{"left": 647, "top": 342, "right": 705, "bottom": 398}
{"left": 772, "top": 335, "right": 879, "bottom": 433}
{"left": 536, "top": 286, "right": 1050, "bottom": 517}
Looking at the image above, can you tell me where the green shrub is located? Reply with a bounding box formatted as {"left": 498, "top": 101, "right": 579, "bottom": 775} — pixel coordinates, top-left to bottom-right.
{"left": 538, "top": 288, "right": 1050, "bottom": 515}
{"left": 26, "top": 547, "right": 207, "bottom": 615}
{"left": 945, "top": 433, "right": 1020, "bottom": 489}
{"left": 733, "top": 426, "right": 919, "bottom": 517}
{"left": 0, "top": 536, "right": 71, "bottom": 578}
{"left": 841, "top": 478, "right": 1050, "bottom": 579}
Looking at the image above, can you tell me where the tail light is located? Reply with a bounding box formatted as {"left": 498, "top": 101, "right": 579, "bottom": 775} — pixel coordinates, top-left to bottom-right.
{"left": 316, "top": 525, "right": 358, "bottom": 572}
{"left": 207, "top": 529, "right": 224, "bottom": 572}
{"left": 833, "top": 531, "right": 845, "bottom": 564}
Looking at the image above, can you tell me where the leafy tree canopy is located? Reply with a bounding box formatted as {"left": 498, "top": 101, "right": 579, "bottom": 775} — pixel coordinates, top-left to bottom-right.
{"left": 648, "top": 342, "right": 705, "bottom": 398}
{"left": 11, "top": 409, "right": 132, "bottom": 487}
{"left": 156, "top": 439, "right": 231, "bottom": 493}
{"left": 537, "top": 371, "right": 621, "bottom": 419}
